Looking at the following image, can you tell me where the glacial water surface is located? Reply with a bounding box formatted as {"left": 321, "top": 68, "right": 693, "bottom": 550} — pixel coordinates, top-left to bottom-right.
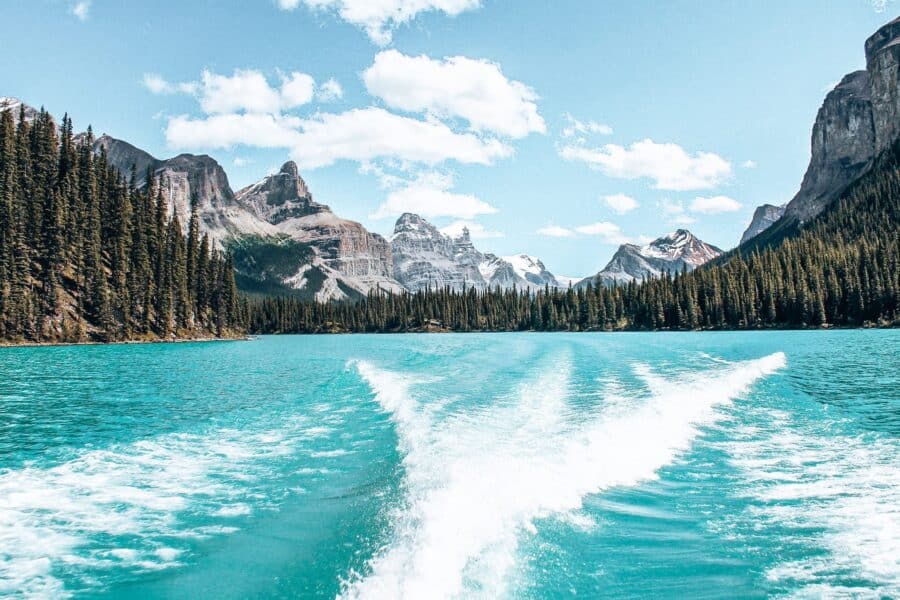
{"left": 0, "top": 331, "right": 898, "bottom": 599}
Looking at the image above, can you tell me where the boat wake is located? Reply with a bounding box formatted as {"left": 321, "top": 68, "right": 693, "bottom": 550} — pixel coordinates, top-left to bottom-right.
{"left": 0, "top": 417, "right": 331, "bottom": 598}
{"left": 719, "top": 408, "right": 900, "bottom": 597}
{"left": 344, "top": 352, "right": 786, "bottom": 599}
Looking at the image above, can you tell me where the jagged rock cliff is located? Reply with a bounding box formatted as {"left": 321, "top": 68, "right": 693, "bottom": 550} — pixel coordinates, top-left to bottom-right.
{"left": 866, "top": 16, "right": 900, "bottom": 156}
{"left": 742, "top": 17, "right": 900, "bottom": 241}
{"left": 782, "top": 70, "right": 877, "bottom": 223}
{"left": 577, "top": 230, "right": 722, "bottom": 288}
{"left": 236, "top": 161, "right": 327, "bottom": 224}
{"left": 391, "top": 213, "right": 562, "bottom": 292}
{"left": 95, "top": 137, "right": 400, "bottom": 300}
{"left": 740, "top": 204, "right": 786, "bottom": 244}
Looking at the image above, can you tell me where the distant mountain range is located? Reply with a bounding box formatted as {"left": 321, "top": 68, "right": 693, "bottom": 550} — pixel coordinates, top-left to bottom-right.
{"left": 3, "top": 17, "right": 895, "bottom": 301}
{"left": 390, "top": 213, "right": 564, "bottom": 291}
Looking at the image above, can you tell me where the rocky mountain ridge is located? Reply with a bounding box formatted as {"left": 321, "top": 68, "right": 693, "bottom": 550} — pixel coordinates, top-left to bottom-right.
{"left": 390, "top": 213, "right": 565, "bottom": 292}
{"left": 740, "top": 204, "right": 786, "bottom": 244}
{"left": 92, "top": 135, "right": 400, "bottom": 301}
{"left": 741, "top": 16, "right": 900, "bottom": 242}
{"left": 577, "top": 230, "right": 723, "bottom": 288}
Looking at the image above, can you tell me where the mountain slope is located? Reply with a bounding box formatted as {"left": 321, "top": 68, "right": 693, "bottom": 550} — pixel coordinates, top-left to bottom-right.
{"left": 740, "top": 204, "right": 786, "bottom": 244}
{"left": 92, "top": 135, "right": 402, "bottom": 301}
{"left": 390, "top": 213, "right": 562, "bottom": 291}
{"left": 578, "top": 230, "right": 722, "bottom": 288}
{"left": 741, "top": 17, "right": 900, "bottom": 244}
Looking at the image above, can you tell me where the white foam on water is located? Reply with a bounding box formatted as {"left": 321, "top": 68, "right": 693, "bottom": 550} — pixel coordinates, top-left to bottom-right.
{"left": 721, "top": 411, "right": 900, "bottom": 598}
{"left": 0, "top": 420, "right": 330, "bottom": 598}
{"left": 343, "top": 352, "right": 786, "bottom": 599}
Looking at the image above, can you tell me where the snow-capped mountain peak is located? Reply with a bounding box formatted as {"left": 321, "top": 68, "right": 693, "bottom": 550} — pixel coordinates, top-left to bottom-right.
{"left": 391, "top": 214, "right": 564, "bottom": 292}
{"left": 577, "top": 229, "right": 722, "bottom": 288}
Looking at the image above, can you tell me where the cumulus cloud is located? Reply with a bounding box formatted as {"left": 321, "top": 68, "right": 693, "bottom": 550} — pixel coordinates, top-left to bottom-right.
{"left": 143, "top": 69, "right": 338, "bottom": 112}
{"left": 690, "top": 195, "right": 742, "bottom": 214}
{"left": 71, "top": 1, "right": 90, "bottom": 21}
{"left": 166, "top": 113, "right": 304, "bottom": 150}
{"left": 363, "top": 50, "right": 545, "bottom": 138}
{"left": 277, "top": 0, "right": 481, "bottom": 45}
{"left": 561, "top": 114, "right": 613, "bottom": 138}
{"left": 371, "top": 172, "right": 497, "bottom": 220}
{"left": 574, "top": 221, "right": 631, "bottom": 245}
{"left": 440, "top": 220, "right": 504, "bottom": 239}
{"left": 288, "top": 108, "right": 511, "bottom": 169}
{"left": 280, "top": 72, "right": 316, "bottom": 108}
{"left": 742, "top": 159, "right": 757, "bottom": 169}
{"left": 166, "top": 108, "right": 509, "bottom": 168}
{"left": 559, "top": 139, "right": 732, "bottom": 191}
{"left": 536, "top": 225, "right": 576, "bottom": 238}
{"left": 603, "top": 193, "right": 638, "bottom": 214}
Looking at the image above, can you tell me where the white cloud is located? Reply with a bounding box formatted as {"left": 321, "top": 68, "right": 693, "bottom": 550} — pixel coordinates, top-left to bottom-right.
{"left": 71, "top": 1, "right": 90, "bottom": 21}
{"left": 166, "top": 113, "right": 304, "bottom": 150}
{"left": 690, "top": 195, "right": 742, "bottom": 214}
{"left": 363, "top": 50, "right": 545, "bottom": 138}
{"left": 199, "top": 69, "right": 284, "bottom": 114}
{"left": 143, "top": 69, "right": 320, "bottom": 112}
{"left": 560, "top": 139, "right": 732, "bottom": 191}
{"left": 288, "top": 108, "right": 511, "bottom": 169}
{"left": 371, "top": 172, "right": 497, "bottom": 220}
{"left": 155, "top": 68, "right": 513, "bottom": 170}
{"left": 574, "top": 221, "right": 630, "bottom": 245}
{"left": 280, "top": 72, "right": 316, "bottom": 108}
{"left": 142, "top": 74, "right": 198, "bottom": 96}
{"left": 536, "top": 225, "right": 576, "bottom": 238}
{"left": 233, "top": 157, "right": 253, "bottom": 167}
{"left": 562, "top": 114, "right": 613, "bottom": 138}
{"left": 742, "top": 159, "right": 757, "bottom": 169}
{"left": 440, "top": 220, "right": 503, "bottom": 239}
{"left": 658, "top": 198, "right": 696, "bottom": 225}
{"left": 278, "top": 0, "right": 481, "bottom": 45}
{"left": 317, "top": 78, "right": 343, "bottom": 101}
{"left": 143, "top": 74, "right": 171, "bottom": 95}
{"left": 602, "top": 193, "right": 638, "bottom": 214}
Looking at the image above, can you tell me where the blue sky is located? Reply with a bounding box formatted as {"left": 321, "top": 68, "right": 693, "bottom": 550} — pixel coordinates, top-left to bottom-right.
{"left": 1, "top": 0, "right": 895, "bottom": 277}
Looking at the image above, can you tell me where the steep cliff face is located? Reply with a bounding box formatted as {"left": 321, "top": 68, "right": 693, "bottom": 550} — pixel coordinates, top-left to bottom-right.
{"left": 391, "top": 213, "right": 562, "bottom": 292}
{"left": 782, "top": 70, "right": 877, "bottom": 223}
{"left": 578, "top": 230, "right": 722, "bottom": 288}
{"left": 391, "top": 213, "right": 481, "bottom": 291}
{"left": 740, "top": 204, "right": 786, "bottom": 244}
{"left": 94, "top": 136, "right": 400, "bottom": 300}
{"left": 866, "top": 16, "right": 900, "bottom": 156}
{"left": 98, "top": 138, "right": 280, "bottom": 244}
{"left": 234, "top": 162, "right": 400, "bottom": 295}
{"left": 743, "top": 17, "right": 900, "bottom": 241}
{"left": 235, "top": 161, "right": 328, "bottom": 224}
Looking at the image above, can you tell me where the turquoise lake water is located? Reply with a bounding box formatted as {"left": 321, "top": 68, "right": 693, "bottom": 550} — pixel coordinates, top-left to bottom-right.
{"left": 0, "top": 331, "right": 898, "bottom": 599}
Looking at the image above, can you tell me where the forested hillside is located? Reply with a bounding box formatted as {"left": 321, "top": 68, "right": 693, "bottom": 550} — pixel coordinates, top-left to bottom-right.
{"left": 249, "top": 140, "right": 899, "bottom": 334}
{"left": 0, "top": 107, "right": 245, "bottom": 343}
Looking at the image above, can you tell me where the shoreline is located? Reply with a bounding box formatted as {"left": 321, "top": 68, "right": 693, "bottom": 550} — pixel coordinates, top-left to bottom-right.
{"left": 248, "top": 322, "right": 898, "bottom": 336}
{"left": 2, "top": 324, "right": 896, "bottom": 346}
{"left": 0, "top": 335, "right": 253, "bottom": 349}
